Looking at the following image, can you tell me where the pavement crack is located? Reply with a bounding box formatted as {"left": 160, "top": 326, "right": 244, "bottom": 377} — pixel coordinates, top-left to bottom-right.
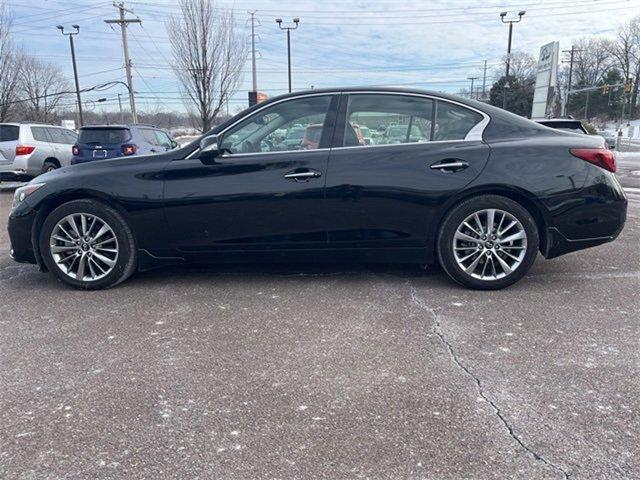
{"left": 409, "top": 285, "right": 571, "bottom": 480}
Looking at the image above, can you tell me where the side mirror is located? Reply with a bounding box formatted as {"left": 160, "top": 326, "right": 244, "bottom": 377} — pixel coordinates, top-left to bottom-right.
{"left": 199, "top": 134, "right": 220, "bottom": 164}
{"left": 170, "top": 139, "right": 178, "bottom": 149}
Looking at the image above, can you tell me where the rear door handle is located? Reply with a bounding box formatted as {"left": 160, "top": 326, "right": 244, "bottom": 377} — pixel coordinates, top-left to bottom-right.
{"left": 429, "top": 159, "right": 469, "bottom": 172}
{"left": 284, "top": 169, "right": 322, "bottom": 181}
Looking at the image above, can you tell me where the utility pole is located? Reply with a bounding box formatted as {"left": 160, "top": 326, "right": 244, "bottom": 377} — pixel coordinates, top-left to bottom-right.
{"left": 117, "top": 93, "right": 124, "bottom": 123}
{"left": 481, "top": 60, "right": 488, "bottom": 100}
{"left": 276, "top": 17, "right": 300, "bottom": 93}
{"left": 105, "top": 2, "right": 140, "bottom": 123}
{"left": 57, "top": 25, "right": 83, "bottom": 127}
{"left": 467, "top": 77, "right": 478, "bottom": 100}
{"left": 500, "top": 11, "right": 526, "bottom": 110}
{"left": 249, "top": 11, "right": 258, "bottom": 93}
{"left": 562, "top": 45, "right": 583, "bottom": 117}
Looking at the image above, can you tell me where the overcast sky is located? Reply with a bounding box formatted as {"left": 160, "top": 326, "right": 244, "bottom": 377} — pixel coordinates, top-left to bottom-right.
{"left": 7, "top": 0, "right": 640, "bottom": 114}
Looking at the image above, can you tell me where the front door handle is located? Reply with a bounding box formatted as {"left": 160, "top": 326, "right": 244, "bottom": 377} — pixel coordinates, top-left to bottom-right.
{"left": 429, "top": 159, "right": 469, "bottom": 172}
{"left": 284, "top": 169, "right": 322, "bottom": 181}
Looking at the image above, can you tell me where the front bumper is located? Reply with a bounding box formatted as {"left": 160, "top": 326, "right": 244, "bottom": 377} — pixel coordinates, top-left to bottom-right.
{"left": 7, "top": 207, "right": 38, "bottom": 265}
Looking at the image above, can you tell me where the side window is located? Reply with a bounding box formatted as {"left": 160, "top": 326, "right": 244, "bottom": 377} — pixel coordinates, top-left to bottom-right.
{"left": 62, "top": 130, "right": 78, "bottom": 144}
{"left": 434, "top": 102, "right": 484, "bottom": 141}
{"left": 342, "top": 94, "right": 433, "bottom": 147}
{"left": 48, "top": 128, "right": 68, "bottom": 144}
{"left": 31, "top": 126, "right": 52, "bottom": 142}
{"left": 155, "top": 130, "right": 173, "bottom": 148}
{"left": 139, "top": 128, "right": 159, "bottom": 145}
{"left": 219, "top": 95, "right": 332, "bottom": 155}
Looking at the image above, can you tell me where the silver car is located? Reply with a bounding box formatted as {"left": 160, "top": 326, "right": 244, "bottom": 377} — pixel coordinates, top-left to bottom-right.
{"left": 0, "top": 123, "right": 78, "bottom": 179}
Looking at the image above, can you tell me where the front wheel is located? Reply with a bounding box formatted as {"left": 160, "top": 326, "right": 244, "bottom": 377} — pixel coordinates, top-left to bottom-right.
{"left": 437, "top": 195, "right": 539, "bottom": 290}
{"left": 39, "top": 199, "right": 137, "bottom": 290}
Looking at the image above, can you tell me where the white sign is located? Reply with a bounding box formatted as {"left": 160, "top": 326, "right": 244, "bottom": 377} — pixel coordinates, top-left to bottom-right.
{"left": 531, "top": 42, "right": 559, "bottom": 118}
{"left": 61, "top": 119, "right": 76, "bottom": 130}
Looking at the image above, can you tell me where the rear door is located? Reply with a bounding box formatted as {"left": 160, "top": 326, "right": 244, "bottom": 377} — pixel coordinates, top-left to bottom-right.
{"left": 77, "top": 127, "right": 131, "bottom": 160}
{"left": 325, "top": 93, "right": 490, "bottom": 248}
{"left": 0, "top": 124, "right": 20, "bottom": 165}
{"left": 47, "top": 128, "right": 76, "bottom": 166}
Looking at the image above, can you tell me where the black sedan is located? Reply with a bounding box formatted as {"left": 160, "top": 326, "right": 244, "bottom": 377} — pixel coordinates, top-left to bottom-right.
{"left": 8, "top": 88, "right": 627, "bottom": 290}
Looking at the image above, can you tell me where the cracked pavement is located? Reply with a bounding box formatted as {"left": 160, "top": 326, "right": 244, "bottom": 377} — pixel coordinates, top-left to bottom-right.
{"left": 1, "top": 163, "right": 639, "bottom": 479}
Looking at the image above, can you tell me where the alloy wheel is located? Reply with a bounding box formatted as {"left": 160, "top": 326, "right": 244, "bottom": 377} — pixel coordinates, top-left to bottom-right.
{"left": 49, "top": 213, "right": 119, "bottom": 282}
{"left": 452, "top": 208, "right": 527, "bottom": 280}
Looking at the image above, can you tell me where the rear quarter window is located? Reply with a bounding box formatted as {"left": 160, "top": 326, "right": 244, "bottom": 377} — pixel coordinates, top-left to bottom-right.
{"left": 434, "top": 102, "right": 484, "bottom": 141}
{"left": 0, "top": 125, "right": 19, "bottom": 141}
{"left": 78, "top": 128, "right": 131, "bottom": 144}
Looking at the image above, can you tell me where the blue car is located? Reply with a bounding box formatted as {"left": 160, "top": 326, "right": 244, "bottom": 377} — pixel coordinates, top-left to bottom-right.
{"left": 71, "top": 124, "right": 178, "bottom": 164}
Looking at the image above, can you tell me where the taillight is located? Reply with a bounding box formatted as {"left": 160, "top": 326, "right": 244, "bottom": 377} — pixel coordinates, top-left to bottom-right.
{"left": 122, "top": 144, "right": 137, "bottom": 155}
{"left": 570, "top": 148, "right": 616, "bottom": 173}
{"left": 15, "top": 145, "right": 35, "bottom": 156}
{"left": 72, "top": 145, "right": 79, "bottom": 156}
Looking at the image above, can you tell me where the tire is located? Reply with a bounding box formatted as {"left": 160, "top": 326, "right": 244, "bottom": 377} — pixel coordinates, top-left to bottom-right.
{"left": 42, "top": 160, "right": 59, "bottom": 174}
{"left": 437, "top": 195, "right": 539, "bottom": 290}
{"left": 39, "top": 199, "right": 137, "bottom": 290}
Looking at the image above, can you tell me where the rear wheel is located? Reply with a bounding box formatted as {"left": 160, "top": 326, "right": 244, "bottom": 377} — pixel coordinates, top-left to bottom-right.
{"left": 39, "top": 199, "right": 137, "bottom": 289}
{"left": 41, "top": 160, "right": 59, "bottom": 174}
{"left": 437, "top": 195, "right": 539, "bottom": 290}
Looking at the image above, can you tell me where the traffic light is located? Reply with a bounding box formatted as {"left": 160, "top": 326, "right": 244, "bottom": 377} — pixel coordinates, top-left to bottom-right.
{"left": 602, "top": 84, "right": 610, "bottom": 94}
{"left": 623, "top": 79, "right": 634, "bottom": 93}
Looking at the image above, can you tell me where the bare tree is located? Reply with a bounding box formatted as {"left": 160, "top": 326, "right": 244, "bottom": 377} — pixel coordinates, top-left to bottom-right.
{"left": 18, "top": 56, "right": 71, "bottom": 122}
{"left": 167, "top": 0, "right": 246, "bottom": 132}
{"left": 607, "top": 16, "right": 640, "bottom": 116}
{"left": 571, "top": 37, "right": 612, "bottom": 87}
{"left": 0, "top": 1, "right": 23, "bottom": 121}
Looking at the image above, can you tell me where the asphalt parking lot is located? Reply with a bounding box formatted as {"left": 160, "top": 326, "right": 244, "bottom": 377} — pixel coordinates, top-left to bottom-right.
{"left": 1, "top": 159, "right": 639, "bottom": 479}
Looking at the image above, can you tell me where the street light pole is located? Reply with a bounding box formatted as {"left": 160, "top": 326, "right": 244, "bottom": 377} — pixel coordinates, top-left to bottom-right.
{"left": 57, "top": 25, "right": 83, "bottom": 127}
{"left": 276, "top": 17, "right": 300, "bottom": 93}
{"left": 499, "top": 10, "right": 525, "bottom": 110}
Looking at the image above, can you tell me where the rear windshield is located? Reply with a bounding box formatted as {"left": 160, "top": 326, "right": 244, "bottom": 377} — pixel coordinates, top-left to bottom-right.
{"left": 0, "top": 125, "right": 19, "bottom": 142}
{"left": 78, "top": 127, "right": 130, "bottom": 144}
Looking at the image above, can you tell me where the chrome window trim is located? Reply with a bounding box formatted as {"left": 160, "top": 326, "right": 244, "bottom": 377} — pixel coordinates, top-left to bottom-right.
{"left": 187, "top": 90, "right": 491, "bottom": 159}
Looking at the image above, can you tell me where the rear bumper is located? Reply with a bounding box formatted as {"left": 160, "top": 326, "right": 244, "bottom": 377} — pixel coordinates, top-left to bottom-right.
{"left": 543, "top": 170, "right": 627, "bottom": 259}
{"left": 0, "top": 154, "right": 39, "bottom": 177}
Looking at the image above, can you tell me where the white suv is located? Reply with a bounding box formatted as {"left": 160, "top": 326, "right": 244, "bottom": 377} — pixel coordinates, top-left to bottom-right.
{"left": 0, "top": 123, "right": 78, "bottom": 179}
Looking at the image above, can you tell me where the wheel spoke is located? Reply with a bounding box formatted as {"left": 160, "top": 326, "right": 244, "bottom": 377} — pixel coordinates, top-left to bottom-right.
{"left": 80, "top": 214, "right": 88, "bottom": 236}
{"left": 93, "top": 224, "right": 111, "bottom": 241}
{"left": 499, "top": 220, "right": 517, "bottom": 237}
{"left": 499, "top": 231, "right": 526, "bottom": 244}
{"left": 464, "top": 252, "right": 484, "bottom": 274}
{"left": 473, "top": 213, "right": 484, "bottom": 235}
{"left": 486, "top": 209, "right": 496, "bottom": 234}
{"left": 455, "top": 231, "right": 480, "bottom": 244}
{"left": 494, "top": 253, "right": 512, "bottom": 275}
{"left": 92, "top": 251, "right": 116, "bottom": 268}
{"left": 462, "top": 221, "right": 482, "bottom": 237}
{"left": 67, "top": 215, "right": 81, "bottom": 237}
{"left": 51, "top": 245, "right": 77, "bottom": 253}
{"left": 76, "top": 254, "right": 87, "bottom": 280}
{"left": 459, "top": 250, "right": 481, "bottom": 263}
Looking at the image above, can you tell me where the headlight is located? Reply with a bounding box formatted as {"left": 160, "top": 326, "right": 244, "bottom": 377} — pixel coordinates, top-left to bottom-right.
{"left": 12, "top": 183, "right": 46, "bottom": 209}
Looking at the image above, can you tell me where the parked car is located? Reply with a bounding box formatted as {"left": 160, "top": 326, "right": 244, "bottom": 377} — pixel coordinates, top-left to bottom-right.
{"left": 535, "top": 118, "right": 613, "bottom": 149}
{"left": 8, "top": 87, "right": 626, "bottom": 290}
{"left": 71, "top": 124, "right": 177, "bottom": 164}
{"left": 0, "top": 123, "right": 77, "bottom": 179}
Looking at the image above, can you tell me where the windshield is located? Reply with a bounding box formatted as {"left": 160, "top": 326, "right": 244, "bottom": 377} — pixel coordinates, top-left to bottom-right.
{"left": 286, "top": 127, "right": 305, "bottom": 140}
{"left": 78, "top": 127, "right": 131, "bottom": 145}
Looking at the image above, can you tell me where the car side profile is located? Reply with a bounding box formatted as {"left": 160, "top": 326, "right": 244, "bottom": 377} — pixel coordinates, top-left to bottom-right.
{"left": 71, "top": 124, "right": 178, "bottom": 164}
{"left": 8, "top": 87, "right": 627, "bottom": 290}
{"left": 0, "top": 123, "right": 77, "bottom": 179}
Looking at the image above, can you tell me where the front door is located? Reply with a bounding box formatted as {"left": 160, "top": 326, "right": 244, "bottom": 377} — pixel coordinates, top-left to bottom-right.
{"left": 325, "top": 93, "right": 491, "bottom": 248}
{"left": 162, "top": 94, "right": 338, "bottom": 253}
